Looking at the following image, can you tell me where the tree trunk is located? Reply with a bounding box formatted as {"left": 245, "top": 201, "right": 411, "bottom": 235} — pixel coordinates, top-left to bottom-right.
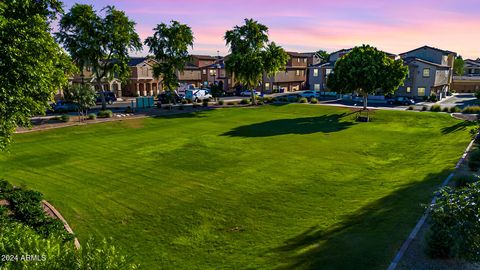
{"left": 250, "top": 84, "right": 257, "bottom": 105}
{"left": 96, "top": 79, "right": 106, "bottom": 110}
{"left": 363, "top": 94, "right": 368, "bottom": 110}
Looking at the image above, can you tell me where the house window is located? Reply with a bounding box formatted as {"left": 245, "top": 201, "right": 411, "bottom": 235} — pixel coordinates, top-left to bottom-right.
{"left": 301, "top": 70, "right": 304, "bottom": 76}
{"left": 314, "top": 84, "right": 320, "bottom": 91}
{"left": 325, "top": 69, "right": 332, "bottom": 75}
{"left": 265, "top": 83, "right": 270, "bottom": 89}
{"left": 303, "top": 58, "right": 307, "bottom": 63}
{"left": 313, "top": 69, "right": 319, "bottom": 77}
{"left": 423, "top": 68, "right": 430, "bottom": 77}
{"left": 406, "top": 87, "right": 411, "bottom": 93}
{"left": 296, "top": 70, "right": 300, "bottom": 76}
{"left": 297, "top": 58, "right": 300, "bottom": 63}
{"left": 209, "top": 69, "right": 216, "bottom": 76}
{"left": 418, "top": 87, "right": 426, "bottom": 96}
{"left": 202, "top": 69, "right": 206, "bottom": 75}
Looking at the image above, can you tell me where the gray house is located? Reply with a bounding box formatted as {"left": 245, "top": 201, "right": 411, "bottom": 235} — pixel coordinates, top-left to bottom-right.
{"left": 397, "top": 46, "right": 456, "bottom": 99}
{"left": 307, "top": 49, "right": 352, "bottom": 91}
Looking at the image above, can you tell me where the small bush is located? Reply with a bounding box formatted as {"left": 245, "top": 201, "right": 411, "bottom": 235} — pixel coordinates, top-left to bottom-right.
{"left": 310, "top": 98, "right": 318, "bottom": 104}
{"left": 462, "top": 106, "right": 480, "bottom": 114}
{"left": 449, "top": 106, "right": 461, "bottom": 113}
{"left": 263, "top": 96, "right": 274, "bottom": 103}
{"left": 426, "top": 183, "right": 480, "bottom": 261}
{"left": 298, "top": 97, "right": 308, "bottom": 103}
{"left": 97, "top": 110, "right": 113, "bottom": 118}
{"left": 429, "top": 95, "right": 438, "bottom": 102}
{"left": 407, "top": 105, "right": 414, "bottom": 110}
{"left": 226, "top": 101, "right": 236, "bottom": 106}
{"left": 421, "top": 105, "right": 428, "bottom": 111}
{"left": 88, "top": 113, "right": 97, "bottom": 120}
{"left": 468, "top": 149, "right": 480, "bottom": 171}
{"left": 60, "top": 114, "right": 70, "bottom": 122}
{"left": 430, "top": 104, "right": 441, "bottom": 112}
{"left": 442, "top": 107, "right": 449, "bottom": 112}
{"left": 202, "top": 99, "right": 209, "bottom": 107}
{"left": 218, "top": 100, "right": 224, "bottom": 105}
{"left": 240, "top": 99, "right": 250, "bottom": 105}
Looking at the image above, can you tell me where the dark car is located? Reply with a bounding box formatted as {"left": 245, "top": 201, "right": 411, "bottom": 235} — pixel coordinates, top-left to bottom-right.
{"left": 53, "top": 101, "right": 79, "bottom": 113}
{"left": 96, "top": 91, "right": 117, "bottom": 104}
{"left": 387, "top": 96, "right": 415, "bottom": 105}
{"left": 157, "top": 92, "right": 183, "bottom": 104}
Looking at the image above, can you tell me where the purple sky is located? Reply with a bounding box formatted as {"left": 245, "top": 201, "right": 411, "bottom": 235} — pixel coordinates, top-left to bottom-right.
{"left": 60, "top": 0, "right": 480, "bottom": 59}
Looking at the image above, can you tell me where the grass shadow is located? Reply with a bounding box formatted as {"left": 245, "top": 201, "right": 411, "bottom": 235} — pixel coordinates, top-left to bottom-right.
{"left": 272, "top": 169, "right": 452, "bottom": 270}
{"left": 221, "top": 113, "right": 355, "bottom": 138}
{"left": 441, "top": 121, "right": 477, "bottom": 134}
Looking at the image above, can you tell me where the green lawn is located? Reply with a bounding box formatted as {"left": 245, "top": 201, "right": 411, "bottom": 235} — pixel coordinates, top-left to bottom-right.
{"left": 0, "top": 104, "right": 473, "bottom": 269}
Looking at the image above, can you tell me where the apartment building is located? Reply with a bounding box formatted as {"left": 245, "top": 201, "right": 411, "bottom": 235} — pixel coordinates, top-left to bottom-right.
{"left": 452, "top": 59, "right": 480, "bottom": 92}
{"left": 261, "top": 52, "right": 309, "bottom": 93}
{"left": 122, "top": 57, "right": 162, "bottom": 97}
{"left": 397, "top": 46, "right": 456, "bottom": 99}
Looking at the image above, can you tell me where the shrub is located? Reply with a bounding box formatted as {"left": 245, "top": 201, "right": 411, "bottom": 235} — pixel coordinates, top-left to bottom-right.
{"left": 88, "top": 113, "right": 97, "bottom": 120}
{"left": 421, "top": 105, "right": 428, "bottom": 111}
{"left": 430, "top": 104, "right": 441, "bottom": 112}
{"left": 468, "top": 149, "right": 480, "bottom": 171}
{"left": 475, "top": 90, "right": 480, "bottom": 100}
{"left": 453, "top": 174, "right": 479, "bottom": 188}
{"left": 426, "top": 183, "right": 480, "bottom": 261}
{"left": 97, "top": 110, "right": 113, "bottom": 118}
{"left": 202, "top": 99, "right": 209, "bottom": 107}
{"left": 449, "top": 106, "right": 461, "bottom": 113}
{"left": 263, "top": 96, "right": 274, "bottom": 103}
{"left": 442, "top": 107, "right": 449, "bottom": 113}
{"left": 60, "top": 114, "right": 70, "bottom": 122}
{"left": 462, "top": 106, "right": 480, "bottom": 114}
{"left": 429, "top": 95, "right": 438, "bottom": 102}
{"left": 226, "top": 101, "right": 236, "bottom": 106}
{"left": 310, "top": 98, "right": 318, "bottom": 104}
{"left": 298, "top": 97, "right": 308, "bottom": 103}
{"left": 407, "top": 105, "right": 414, "bottom": 110}
{"left": 240, "top": 99, "right": 250, "bottom": 105}
{"left": 218, "top": 100, "right": 224, "bottom": 105}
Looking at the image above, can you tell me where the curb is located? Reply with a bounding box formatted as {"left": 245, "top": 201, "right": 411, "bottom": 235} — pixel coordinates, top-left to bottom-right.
{"left": 387, "top": 137, "right": 476, "bottom": 270}
{"left": 42, "top": 200, "right": 81, "bottom": 249}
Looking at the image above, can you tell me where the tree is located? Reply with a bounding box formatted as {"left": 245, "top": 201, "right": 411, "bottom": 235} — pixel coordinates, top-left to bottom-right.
{"left": 145, "top": 21, "right": 194, "bottom": 104}
{"left": 224, "top": 18, "right": 289, "bottom": 105}
{"left": 315, "top": 50, "right": 330, "bottom": 63}
{"left": 327, "top": 45, "right": 408, "bottom": 110}
{"left": 454, "top": 55, "right": 465, "bottom": 76}
{"left": 63, "top": 84, "right": 97, "bottom": 122}
{"left": 0, "top": 0, "right": 74, "bottom": 150}
{"left": 209, "top": 81, "right": 224, "bottom": 101}
{"left": 56, "top": 4, "right": 142, "bottom": 110}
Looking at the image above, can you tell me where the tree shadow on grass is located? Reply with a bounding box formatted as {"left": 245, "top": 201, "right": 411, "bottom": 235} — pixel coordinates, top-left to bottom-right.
{"left": 272, "top": 169, "right": 452, "bottom": 270}
{"left": 221, "top": 113, "right": 355, "bottom": 138}
{"left": 441, "top": 121, "right": 477, "bottom": 134}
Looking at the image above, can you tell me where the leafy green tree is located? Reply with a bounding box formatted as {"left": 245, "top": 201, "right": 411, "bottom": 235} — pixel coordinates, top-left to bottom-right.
{"left": 145, "top": 21, "right": 194, "bottom": 104}
{"left": 454, "top": 55, "right": 465, "bottom": 76}
{"left": 56, "top": 4, "right": 142, "bottom": 110}
{"left": 0, "top": 0, "right": 74, "bottom": 150}
{"left": 327, "top": 45, "right": 408, "bottom": 110}
{"left": 63, "top": 84, "right": 97, "bottom": 121}
{"left": 209, "top": 81, "right": 224, "bottom": 101}
{"left": 224, "top": 18, "right": 289, "bottom": 105}
{"left": 315, "top": 50, "right": 330, "bottom": 63}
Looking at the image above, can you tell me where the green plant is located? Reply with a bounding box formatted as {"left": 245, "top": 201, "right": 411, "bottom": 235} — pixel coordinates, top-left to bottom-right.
{"left": 310, "top": 98, "right": 318, "bottom": 104}
{"left": 263, "top": 96, "right": 273, "bottom": 103}
{"left": 426, "top": 183, "right": 480, "bottom": 261}
{"left": 97, "top": 110, "right": 113, "bottom": 118}
{"left": 88, "top": 113, "right": 97, "bottom": 120}
{"left": 449, "top": 106, "right": 461, "bottom": 113}
{"left": 468, "top": 149, "right": 480, "bottom": 171}
{"left": 453, "top": 174, "right": 479, "bottom": 188}
{"left": 240, "top": 99, "right": 250, "bottom": 105}
{"left": 298, "top": 97, "right": 308, "bottom": 103}
{"left": 442, "top": 107, "right": 449, "bottom": 112}
{"left": 462, "top": 106, "right": 480, "bottom": 114}
{"left": 60, "top": 114, "right": 70, "bottom": 122}
{"left": 430, "top": 104, "right": 441, "bottom": 112}
{"left": 429, "top": 95, "right": 438, "bottom": 102}
{"left": 218, "top": 100, "right": 224, "bottom": 105}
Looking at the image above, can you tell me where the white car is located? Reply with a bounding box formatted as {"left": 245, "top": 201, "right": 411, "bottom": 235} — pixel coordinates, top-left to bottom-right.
{"left": 240, "top": 90, "right": 260, "bottom": 97}
{"left": 298, "top": 91, "right": 319, "bottom": 98}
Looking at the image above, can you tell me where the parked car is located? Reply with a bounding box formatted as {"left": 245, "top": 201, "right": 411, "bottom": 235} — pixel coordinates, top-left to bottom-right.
{"left": 387, "top": 96, "right": 416, "bottom": 105}
{"left": 239, "top": 90, "right": 260, "bottom": 97}
{"left": 185, "top": 89, "right": 213, "bottom": 102}
{"left": 53, "top": 101, "right": 79, "bottom": 113}
{"left": 157, "top": 91, "right": 183, "bottom": 104}
{"left": 96, "top": 91, "right": 117, "bottom": 104}
{"left": 298, "top": 91, "right": 318, "bottom": 98}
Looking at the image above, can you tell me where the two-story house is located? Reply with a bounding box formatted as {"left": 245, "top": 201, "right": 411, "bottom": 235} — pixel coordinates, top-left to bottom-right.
{"left": 261, "top": 52, "right": 308, "bottom": 93}
{"left": 122, "top": 57, "right": 163, "bottom": 97}
{"left": 452, "top": 59, "right": 480, "bottom": 92}
{"left": 307, "top": 49, "right": 352, "bottom": 92}
{"left": 397, "top": 46, "right": 456, "bottom": 99}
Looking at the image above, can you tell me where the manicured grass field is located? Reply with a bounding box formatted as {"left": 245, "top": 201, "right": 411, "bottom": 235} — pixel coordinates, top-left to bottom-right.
{"left": 0, "top": 104, "right": 473, "bottom": 269}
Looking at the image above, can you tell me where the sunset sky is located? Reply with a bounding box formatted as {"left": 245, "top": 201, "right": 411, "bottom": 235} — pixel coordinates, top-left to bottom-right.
{"left": 61, "top": 0, "right": 480, "bottom": 59}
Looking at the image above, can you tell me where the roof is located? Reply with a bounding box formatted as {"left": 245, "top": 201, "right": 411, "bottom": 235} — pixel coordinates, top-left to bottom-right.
{"left": 309, "top": 61, "right": 335, "bottom": 68}
{"left": 205, "top": 62, "right": 225, "bottom": 69}
{"left": 465, "top": 59, "right": 480, "bottom": 67}
{"left": 453, "top": 75, "right": 480, "bottom": 81}
{"left": 287, "top": 51, "right": 310, "bottom": 58}
{"left": 127, "top": 57, "right": 149, "bottom": 66}
{"left": 403, "top": 57, "right": 451, "bottom": 69}
{"left": 183, "top": 63, "right": 200, "bottom": 69}
{"left": 400, "top": 45, "right": 456, "bottom": 56}
{"left": 191, "top": 54, "right": 217, "bottom": 61}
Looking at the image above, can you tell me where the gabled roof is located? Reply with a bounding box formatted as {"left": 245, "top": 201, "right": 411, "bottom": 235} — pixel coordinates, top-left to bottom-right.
{"left": 400, "top": 45, "right": 456, "bottom": 56}
{"left": 191, "top": 54, "right": 217, "bottom": 61}
{"left": 287, "top": 51, "right": 310, "bottom": 58}
{"left": 465, "top": 59, "right": 480, "bottom": 67}
{"left": 309, "top": 61, "right": 335, "bottom": 68}
{"left": 128, "top": 57, "right": 149, "bottom": 66}
{"left": 403, "top": 57, "right": 451, "bottom": 69}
